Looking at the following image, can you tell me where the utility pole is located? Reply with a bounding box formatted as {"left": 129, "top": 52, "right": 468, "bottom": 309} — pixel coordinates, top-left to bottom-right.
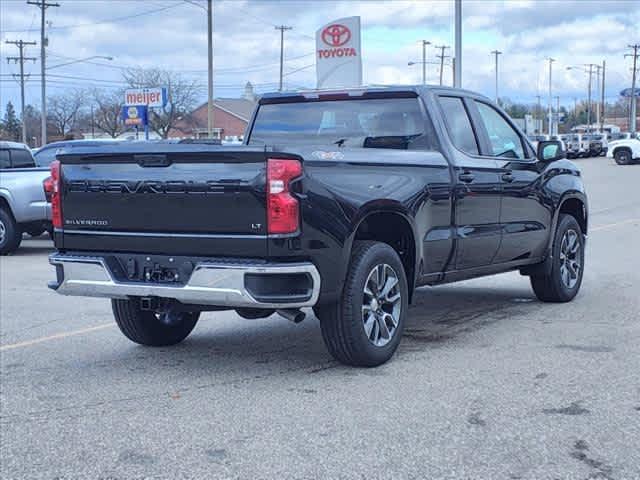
{"left": 625, "top": 44, "right": 639, "bottom": 133}
{"left": 601, "top": 60, "right": 606, "bottom": 133}
{"left": 586, "top": 63, "right": 594, "bottom": 132}
{"left": 454, "top": 0, "right": 461, "bottom": 88}
{"left": 491, "top": 50, "right": 502, "bottom": 104}
{"left": 435, "top": 45, "right": 450, "bottom": 86}
{"left": 28, "top": 0, "right": 60, "bottom": 147}
{"left": 275, "top": 25, "right": 292, "bottom": 92}
{"left": 207, "top": 0, "right": 214, "bottom": 139}
{"left": 547, "top": 57, "right": 555, "bottom": 136}
{"left": 536, "top": 95, "right": 542, "bottom": 133}
{"left": 5, "top": 40, "right": 37, "bottom": 144}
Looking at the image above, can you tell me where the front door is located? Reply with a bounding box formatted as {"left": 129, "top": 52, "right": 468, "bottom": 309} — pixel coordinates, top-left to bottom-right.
{"left": 470, "top": 100, "right": 551, "bottom": 264}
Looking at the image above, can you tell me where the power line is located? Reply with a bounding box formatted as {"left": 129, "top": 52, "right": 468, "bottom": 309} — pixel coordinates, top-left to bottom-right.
{"left": 5, "top": 39, "right": 37, "bottom": 143}
{"left": 3, "top": 2, "right": 183, "bottom": 33}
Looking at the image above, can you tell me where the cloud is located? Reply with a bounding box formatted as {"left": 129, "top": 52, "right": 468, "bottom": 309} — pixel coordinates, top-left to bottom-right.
{"left": 1, "top": 0, "right": 638, "bottom": 110}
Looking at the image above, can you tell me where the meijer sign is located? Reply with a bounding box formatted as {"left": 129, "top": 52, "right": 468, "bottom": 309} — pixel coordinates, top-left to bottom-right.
{"left": 316, "top": 16, "right": 362, "bottom": 89}
{"left": 124, "top": 87, "right": 168, "bottom": 108}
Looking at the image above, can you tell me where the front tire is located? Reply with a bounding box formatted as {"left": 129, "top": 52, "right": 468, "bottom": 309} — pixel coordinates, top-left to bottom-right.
{"left": 614, "top": 148, "right": 632, "bottom": 165}
{"left": 0, "top": 208, "right": 22, "bottom": 255}
{"left": 531, "top": 214, "right": 584, "bottom": 302}
{"left": 112, "top": 299, "right": 200, "bottom": 346}
{"left": 316, "top": 241, "right": 408, "bottom": 367}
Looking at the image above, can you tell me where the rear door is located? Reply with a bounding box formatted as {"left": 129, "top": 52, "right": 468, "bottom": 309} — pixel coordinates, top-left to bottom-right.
{"left": 58, "top": 146, "right": 270, "bottom": 257}
{"left": 436, "top": 95, "right": 502, "bottom": 271}
{"left": 469, "top": 99, "right": 550, "bottom": 264}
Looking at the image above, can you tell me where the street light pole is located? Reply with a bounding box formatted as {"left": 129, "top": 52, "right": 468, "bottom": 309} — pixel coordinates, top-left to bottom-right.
{"left": 491, "top": 50, "right": 502, "bottom": 104}
{"left": 454, "top": 0, "right": 462, "bottom": 88}
{"left": 207, "top": 0, "right": 214, "bottom": 139}
{"left": 601, "top": 60, "right": 606, "bottom": 133}
{"left": 421, "top": 40, "right": 431, "bottom": 84}
{"left": 547, "top": 57, "right": 555, "bottom": 136}
{"left": 626, "top": 44, "right": 639, "bottom": 133}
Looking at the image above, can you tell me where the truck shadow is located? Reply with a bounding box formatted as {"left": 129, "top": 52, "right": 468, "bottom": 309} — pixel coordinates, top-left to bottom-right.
{"left": 84, "top": 282, "right": 540, "bottom": 382}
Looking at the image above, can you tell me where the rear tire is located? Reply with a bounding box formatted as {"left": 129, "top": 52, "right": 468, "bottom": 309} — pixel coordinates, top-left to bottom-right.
{"left": 614, "top": 148, "right": 632, "bottom": 165}
{"left": 0, "top": 208, "right": 22, "bottom": 255}
{"left": 531, "top": 214, "right": 584, "bottom": 303}
{"left": 111, "top": 299, "right": 199, "bottom": 346}
{"left": 316, "top": 241, "right": 408, "bottom": 367}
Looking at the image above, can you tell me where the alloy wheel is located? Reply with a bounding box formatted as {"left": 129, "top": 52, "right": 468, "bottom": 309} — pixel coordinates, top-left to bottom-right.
{"left": 362, "top": 263, "right": 402, "bottom": 347}
{"left": 559, "top": 229, "right": 581, "bottom": 289}
{"left": 0, "top": 219, "right": 6, "bottom": 245}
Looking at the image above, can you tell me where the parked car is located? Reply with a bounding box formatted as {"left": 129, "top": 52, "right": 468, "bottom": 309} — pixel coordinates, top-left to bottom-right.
{"left": 0, "top": 141, "right": 51, "bottom": 254}
{"left": 609, "top": 132, "right": 638, "bottom": 142}
{"left": 48, "top": 85, "right": 587, "bottom": 366}
{"left": 566, "top": 134, "right": 590, "bottom": 158}
{"left": 586, "top": 133, "right": 608, "bottom": 157}
{"left": 606, "top": 136, "right": 640, "bottom": 165}
{"left": 33, "top": 139, "right": 126, "bottom": 167}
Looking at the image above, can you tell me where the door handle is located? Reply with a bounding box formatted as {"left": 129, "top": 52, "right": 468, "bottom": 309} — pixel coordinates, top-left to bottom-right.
{"left": 501, "top": 172, "right": 515, "bottom": 183}
{"left": 458, "top": 171, "right": 475, "bottom": 183}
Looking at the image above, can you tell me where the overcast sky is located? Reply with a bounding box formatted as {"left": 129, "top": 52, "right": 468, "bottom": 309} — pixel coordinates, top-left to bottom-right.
{"left": 1, "top": 0, "right": 639, "bottom": 112}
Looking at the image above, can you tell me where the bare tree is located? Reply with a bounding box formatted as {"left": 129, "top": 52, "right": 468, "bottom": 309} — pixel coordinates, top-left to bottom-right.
{"left": 92, "top": 89, "right": 125, "bottom": 138}
{"left": 122, "top": 68, "right": 202, "bottom": 138}
{"left": 47, "top": 90, "right": 86, "bottom": 136}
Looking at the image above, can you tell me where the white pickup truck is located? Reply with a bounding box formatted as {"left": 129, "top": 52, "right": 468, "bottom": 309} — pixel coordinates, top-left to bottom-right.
{"left": 606, "top": 136, "right": 640, "bottom": 165}
{"left": 0, "top": 141, "right": 51, "bottom": 254}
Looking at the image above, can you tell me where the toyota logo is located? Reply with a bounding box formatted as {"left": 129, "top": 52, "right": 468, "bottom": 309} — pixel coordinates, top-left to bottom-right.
{"left": 321, "top": 24, "right": 351, "bottom": 47}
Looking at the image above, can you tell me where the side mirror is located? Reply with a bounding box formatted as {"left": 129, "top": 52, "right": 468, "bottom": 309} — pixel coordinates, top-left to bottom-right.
{"left": 537, "top": 140, "right": 566, "bottom": 162}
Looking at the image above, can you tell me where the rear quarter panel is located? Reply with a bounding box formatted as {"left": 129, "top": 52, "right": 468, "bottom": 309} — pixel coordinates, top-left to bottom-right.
{"left": 0, "top": 168, "right": 50, "bottom": 222}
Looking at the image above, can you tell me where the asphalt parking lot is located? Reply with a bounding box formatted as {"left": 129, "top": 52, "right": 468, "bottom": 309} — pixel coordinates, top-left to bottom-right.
{"left": 1, "top": 155, "right": 639, "bottom": 480}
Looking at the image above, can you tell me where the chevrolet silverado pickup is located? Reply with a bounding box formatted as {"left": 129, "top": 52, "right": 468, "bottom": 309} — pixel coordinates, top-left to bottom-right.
{"left": 48, "top": 86, "right": 588, "bottom": 366}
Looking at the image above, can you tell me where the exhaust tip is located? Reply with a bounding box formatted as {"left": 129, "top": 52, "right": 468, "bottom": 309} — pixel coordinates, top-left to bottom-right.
{"left": 277, "top": 308, "right": 306, "bottom": 324}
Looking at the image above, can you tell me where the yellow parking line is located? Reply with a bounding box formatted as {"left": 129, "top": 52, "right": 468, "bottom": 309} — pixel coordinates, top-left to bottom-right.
{"left": 0, "top": 323, "right": 114, "bottom": 352}
{"left": 591, "top": 218, "right": 639, "bottom": 232}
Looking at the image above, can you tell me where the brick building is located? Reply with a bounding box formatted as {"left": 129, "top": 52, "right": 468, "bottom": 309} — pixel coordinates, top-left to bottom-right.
{"left": 169, "top": 83, "right": 257, "bottom": 140}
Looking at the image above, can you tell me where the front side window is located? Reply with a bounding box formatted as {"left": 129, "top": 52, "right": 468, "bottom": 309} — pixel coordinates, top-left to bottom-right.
{"left": 0, "top": 150, "right": 10, "bottom": 169}
{"left": 10, "top": 148, "right": 36, "bottom": 168}
{"left": 249, "top": 97, "right": 437, "bottom": 151}
{"left": 437, "top": 96, "right": 479, "bottom": 155}
{"left": 474, "top": 101, "right": 525, "bottom": 159}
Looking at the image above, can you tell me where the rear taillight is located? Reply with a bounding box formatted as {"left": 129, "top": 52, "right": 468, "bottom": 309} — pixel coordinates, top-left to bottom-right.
{"left": 267, "top": 158, "right": 302, "bottom": 234}
{"left": 42, "top": 176, "right": 53, "bottom": 203}
{"left": 49, "top": 160, "right": 62, "bottom": 229}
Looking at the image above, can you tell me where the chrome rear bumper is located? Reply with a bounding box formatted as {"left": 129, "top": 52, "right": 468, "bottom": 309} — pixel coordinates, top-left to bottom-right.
{"left": 49, "top": 254, "right": 321, "bottom": 309}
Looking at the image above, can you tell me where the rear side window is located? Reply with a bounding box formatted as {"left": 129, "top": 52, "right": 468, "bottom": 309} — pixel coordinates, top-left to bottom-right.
{"left": 437, "top": 96, "right": 479, "bottom": 155}
{"left": 249, "top": 97, "right": 438, "bottom": 151}
{"left": 33, "top": 146, "right": 59, "bottom": 167}
{"left": 10, "top": 148, "right": 36, "bottom": 168}
{"left": 0, "top": 150, "right": 9, "bottom": 169}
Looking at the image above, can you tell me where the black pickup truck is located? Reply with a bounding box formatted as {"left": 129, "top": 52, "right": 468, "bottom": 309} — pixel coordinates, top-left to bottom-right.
{"left": 48, "top": 86, "right": 587, "bottom": 366}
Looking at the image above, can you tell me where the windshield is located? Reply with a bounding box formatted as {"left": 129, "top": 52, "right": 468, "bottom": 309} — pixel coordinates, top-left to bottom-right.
{"left": 248, "top": 97, "right": 438, "bottom": 150}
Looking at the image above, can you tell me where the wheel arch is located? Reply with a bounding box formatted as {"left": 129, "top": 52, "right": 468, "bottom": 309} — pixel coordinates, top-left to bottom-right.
{"left": 347, "top": 206, "right": 419, "bottom": 301}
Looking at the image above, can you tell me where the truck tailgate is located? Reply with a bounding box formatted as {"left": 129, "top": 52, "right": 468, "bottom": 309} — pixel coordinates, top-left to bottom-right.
{"left": 57, "top": 147, "right": 269, "bottom": 257}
